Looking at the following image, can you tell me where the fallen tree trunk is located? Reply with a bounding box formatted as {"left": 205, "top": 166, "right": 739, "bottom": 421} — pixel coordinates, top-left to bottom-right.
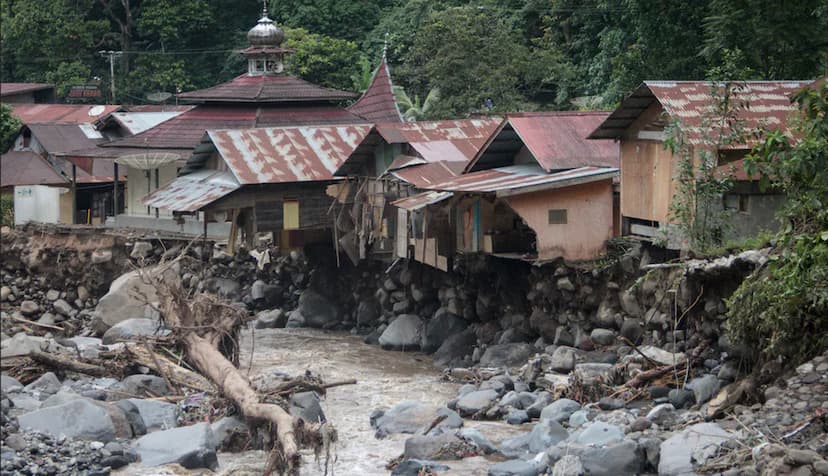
{"left": 149, "top": 263, "right": 326, "bottom": 475}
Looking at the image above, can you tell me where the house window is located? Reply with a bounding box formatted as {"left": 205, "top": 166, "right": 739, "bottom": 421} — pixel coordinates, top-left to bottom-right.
{"left": 724, "top": 194, "right": 749, "bottom": 213}
{"left": 283, "top": 199, "right": 299, "bottom": 230}
{"left": 548, "top": 209, "right": 568, "bottom": 224}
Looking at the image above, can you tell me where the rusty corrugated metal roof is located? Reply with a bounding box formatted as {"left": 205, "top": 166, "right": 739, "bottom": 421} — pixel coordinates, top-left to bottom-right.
{"left": 1, "top": 83, "right": 54, "bottom": 96}
{"left": 377, "top": 119, "right": 502, "bottom": 159}
{"left": 0, "top": 151, "right": 67, "bottom": 188}
{"left": 391, "top": 191, "right": 453, "bottom": 211}
{"left": 347, "top": 55, "right": 403, "bottom": 123}
{"left": 28, "top": 124, "right": 104, "bottom": 156}
{"left": 426, "top": 164, "right": 618, "bottom": 197}
{"left": 110, "top": 111, "right": 186, "bottom": 135}
{"left": 389, "top": 161, "right": 466, "bottom": 188}
{"left": 12, "top": 104, "right": 121, "bottom": 124}
{"left": 176, "top": 73, "right": 356, "bottom": 103}
{"left": 506, "top": 112, "right": 618, "bottom": 172}
{"left": 209, "top": 124, "right": 372, "bottom": 185}
{"left": 588, "top": 80, "right": 811, "bottom": 144}
{"left": 103, "top": 104, "right": 367, "bottom": 150}
{"left": 143, "top": 169, "right": 240, "bottom": 212}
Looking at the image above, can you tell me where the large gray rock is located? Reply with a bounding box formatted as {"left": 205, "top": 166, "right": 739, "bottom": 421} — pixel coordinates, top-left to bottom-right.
{"left": 1, "top": 374, "right": 23, "bottom": 392}
{"left": 459, "top": 428, "right": 499, "bottom": 455}
{"left": 529, "top": 419, "right": 569, "bottom": 453}
{"left": 578, "top": 439, "right": 640, "bottom": 476}
{"left": 379, "top": 315, "right": 424, "bottom": 350}
{"left": 372, "top": 401, "right": 462, "bottom": 438}
{"left": 421, "top": 311, "right": 467, "bottom": 353}
{"left": 404, "top": 432, "right": 465, "bottom": 460}
{"left": 112, "top": 374, "right": 170, "bottom": 398}
{"left": 210, "top": 416, "right": 249, "bottom": 450}
{"left": 287, "top": 289, "right": 340, "bottom": 329}
{"left": 133, "top": 422, "right": 217, "bottom": 469}
{"left": 686, "top": 374, "right": 721, "bottom": 405}
{"left": 0, "top": 334, "right": 62, "bottom": 357}
{"left": 201, "top": 277, "right": 240, "bottom": 299}
{"left": 18, "top": 399, "right": 116, "bottom": 442}
{"left": 94, "top": 269, "right": 159, "bottom": 332}
{"left": 456, "top": 389, "right": 499, "bottom": 417}
{"left": 392, "top": 460, "right": 451, "bottom": 476}
{"left": 102, "top": 318, "right": 168, "bottom": 345}
{"left": 124, "top": 398, "right": 178, "bottom": 432}
{"left": 433, "top": 329, "right": 476, "bottom": 368}
{"left": 574, "top": 421, "right": 624, "bottom": 447}
{"left": 254, "top": 309, "right": 287, "bottom": 329}
{"left": 356, "top": 298, "right": 381, "bottom": 327}
{"left": 488, "top": 459, "right": 543, "bottom": 476}
{"left": 480, "top": 343, "right": 535, "bottom": 368}
{"left": 549, "top": 346, "right": 578, "bottom": 373}
{"left": 540, "top": 399, "right": 581, "bottom": 424}
{"left": 289, "top": 391, "right": 326, "bottom": 424}
{"left": 24, "top": 372, "right": 61, "bottom": 396}
{"left": 552, "top": 455, "right": 584, "bottom": 476}
{"left": 658, "top": 423, "right": 733, "bottom": 475}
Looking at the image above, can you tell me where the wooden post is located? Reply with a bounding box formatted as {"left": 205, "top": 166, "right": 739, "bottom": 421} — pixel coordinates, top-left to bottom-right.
{"left": 71, "top": 164, "right": 77, "bottom": 224}
{"left": 154, "top": 168, "right": 160, "bottom": 218}
{"left": 113, "top": 162, "right": 119, "bottom": 218}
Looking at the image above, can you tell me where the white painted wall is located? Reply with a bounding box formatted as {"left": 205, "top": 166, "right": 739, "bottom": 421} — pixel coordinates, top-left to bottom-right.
{"left": 14, "top": 185, "right": 64, "bottom": 225}
{"left": 125, "top": 163, "right": 177, "bottom": 217}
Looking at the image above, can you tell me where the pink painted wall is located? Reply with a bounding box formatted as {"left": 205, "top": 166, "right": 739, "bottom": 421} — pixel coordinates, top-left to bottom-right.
{"left": 505, "top": 179, "right": 614, "bottom": 261}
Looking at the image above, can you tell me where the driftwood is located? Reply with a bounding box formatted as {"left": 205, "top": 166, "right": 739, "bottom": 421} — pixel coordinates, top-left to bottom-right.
{"left": 621, "top": 341, "right": 709, "bottom": 389}
{"left": 122, "top": 342, "right": 213, "bottom": 393}
{"left": 28, "top": 350, "right": 110, "bottom": 377}
{"left": 147, "top": 262, "right": 331, "bottom": 476}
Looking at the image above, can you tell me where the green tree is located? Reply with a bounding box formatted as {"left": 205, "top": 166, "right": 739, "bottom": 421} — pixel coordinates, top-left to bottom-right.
{"left": 726, "top": 83, "right": 828, "bottom": 363}
{"left": 46, "top": 61, "right": 93, "bottom": 97}
{"left": 0, "top": 104, "right": 22, "bottom": 153}
{"left": 393, "top": 86, "right": 440, "bottom": 121}
{"left": 268, "top": 0, "right": 393, "bottom": 42}
{"left": 284, "top": 28, "right": 364, "bottom": 92}
{"left": 703, "top": 0, "right": 828, "bottom": 80}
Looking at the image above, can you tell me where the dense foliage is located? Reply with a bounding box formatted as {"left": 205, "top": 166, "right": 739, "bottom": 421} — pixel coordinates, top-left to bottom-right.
{"left": 726, "top": 84, "right": 828, "bottom": 363}
{"left": 0, "top": 103, "right": 22, "bottom": 152}
{"left": 1, "top": 0, "right": 826, "bottom": 116}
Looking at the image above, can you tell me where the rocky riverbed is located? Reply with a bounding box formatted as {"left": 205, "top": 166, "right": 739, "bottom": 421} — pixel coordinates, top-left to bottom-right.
{"left": 1, "top": 227, "right": 827, "bottom": 475}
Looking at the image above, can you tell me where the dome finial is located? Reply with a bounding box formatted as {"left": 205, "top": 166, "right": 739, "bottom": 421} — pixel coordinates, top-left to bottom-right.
{"left": 262, "top": 0, "right": 268, "bottom": 17}
{"left": 247, "top": 2, "right": 284, "bottom": 48}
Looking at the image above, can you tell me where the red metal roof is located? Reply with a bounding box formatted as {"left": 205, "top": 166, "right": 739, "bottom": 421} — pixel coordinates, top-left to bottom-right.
{"left": 12, "top": 104, "right": 121, "bottom": 124}
{"left": 0, "top": 151, "right": 67, "bottom": 188}
{"left": 1, "top": 83, "right": 54, "bottom": 96}
{"left": 377, "top": 119, "right": 501, "bottom": 149}
{"left": 208, "top": 124, "right": 372, "bottom": 185}
{"left": 589, "top": 80, "right": 810, "bottom": 145}
{"left": 176, "top": 73, "right": 356, "bottom": 103}
{"left": 505, "top": 112, "right": 619, "bottom": 172}
{"left": 391, "top": 191, "right": 453, "bottom": 211}
{"left": 347, "top": 55, "right": 403, "bottom": 123}
{"left": 125, "top": 105, "right": 195, "bottom": 113}
{"left": 28, "top": 124, "right": 104, "bottom": 156}
{"left": 425, "top": 164, "right": 618, "bottom": 197}
{"left": 389, "top": 160, "right": 466, "bottom": 188}
{"left": 103, "top": 104, "right": 367, "bottom": 150}
{"left": 143, "top": 170, "right": 240, "bottom": 212}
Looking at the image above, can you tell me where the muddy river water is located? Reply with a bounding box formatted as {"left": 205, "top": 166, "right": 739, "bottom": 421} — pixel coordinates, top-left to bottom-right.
{"left": 219, "top": 327, "right": 524, "bottom": 475}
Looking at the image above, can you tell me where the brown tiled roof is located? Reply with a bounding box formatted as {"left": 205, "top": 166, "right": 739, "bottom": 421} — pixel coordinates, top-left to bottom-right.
{"left": 176, "top": 73, "right": 356, "bottom": 103}
{"left": 27, "top": 124, "right": 104, "bottom": 156}
{"left": 102, "top": 104, "right": 368, "bottom": 150}
{"left": 348, "top": 55, "right": 403, "bottom": 123}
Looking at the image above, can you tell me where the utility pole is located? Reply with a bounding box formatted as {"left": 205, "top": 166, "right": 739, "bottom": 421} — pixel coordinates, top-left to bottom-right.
{"left": 98, "top": 50, "right": 122, "bottom": 104}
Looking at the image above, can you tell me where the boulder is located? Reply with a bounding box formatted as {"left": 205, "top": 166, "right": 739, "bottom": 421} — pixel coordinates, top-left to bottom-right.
{"left": 403, "top": 432, "right": 465, "bottom": 460}
{"left": 254, "top": 309, "right": 287, "bottom": 329}
{"left": 459, "top": 428, "right": 499, "bottom": 455}
{"left": 392, "top": 460, "right": 451, "bottom": 476}
{"left": 124, "top": 398, "right": 178, "bottom": 432}
{"left": 573, "top": 363, "right": 615, "bottom": 386}
{"left": 356, "top": 298, "right": 381, "bottom": 327}
{"left": 94, "top": 269, "right": 159, "bottom": 332}
{"left": 686, "top": 374, "right": 721, "bottom": 405}
{"left": 372, "top": 401, "right": 462, "bottom": 438}
{"left": 549, "top": 346, "right": 578, "bottom": 373}
{"left": 529, "top": 419, "right": 569, "bottom": 453}
{"left": 456, "top": 389, "right": 499, "bottom": 417}
{"left": 102, "top": 318, "right": 168, "bottom": 345}
{"left": 526, "top": 392, "right": 553, "bottom": 419}
{"left": 540, "top": 399, "right": 581, "bottom": 424}
{"left": 421, "top": 311, "right": 467, "bottom": 353}
{"left": 480, "top": 343, "right": 535, "bottom": 368}
{"left": 499, "top": 391, "right": 536, "bottom": 410}
{"left": 18, "top": 399, "right": 116, "bottom": 442}
{"left": 20, "top": 300, "right": 40, "bottom": 316}
{"left": 590, "top": 328, "right": 616, "bottom": 346}
{"left": 1, "top": 375, "right": 23, "bottom": 392}
{"left": 506, "top": 409, "right": 530, "bottom": 425}
{"left": 130, "top": 241, "right": 154, "bottom": 258}
{"left": 433, "top": 329, "right": 476, "bottom": 368}
{"left": 552, "top": 454, "right": 584, "bottom": 476}
{"left": 52, "top": 299, "right": 74, "bottom": 317}
{"left": 201, "top": 277, "right": 240, "bottom": 299}
{"left": 113, "top": 374, "right": 170, "bottom": 398}
{"left": 289, "top": 391, "right": 326, "bottom": 424}
{"left": 574, "top": 421, "right": 624, "bottom": 447}
{"left": 133, "top": 422, "right": 217, "bottom": 470}
{"left": 668, "top": 389, "right": 695, "bottom": 409}
{"left": 291, "top": 289, "right": 340, "bottom": 328}
{"left": 626, "top": 345, "right": 686, "bottom": 366}
{"left": 379, "top": 315, "right": 424, "bottom": 350}
{"left": 24, "top": 372, "right": 61, "bottom": 396}
{"left": 489, "top": 459, "right": 543, "bottom": 476}
{"left": 210, "top": 416, "right": 249, "bottom": 450}
{"left": 658, "top": 423, "right": 733, "bottom": 475}
{"left": 0, "top": 334, "right": 64, "bottom": 357}
{"left": 578, "top": 439, "right": 640, "bottom": 476}
{"left": 114, "top": 399, "right": 147, "bottom": 436}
